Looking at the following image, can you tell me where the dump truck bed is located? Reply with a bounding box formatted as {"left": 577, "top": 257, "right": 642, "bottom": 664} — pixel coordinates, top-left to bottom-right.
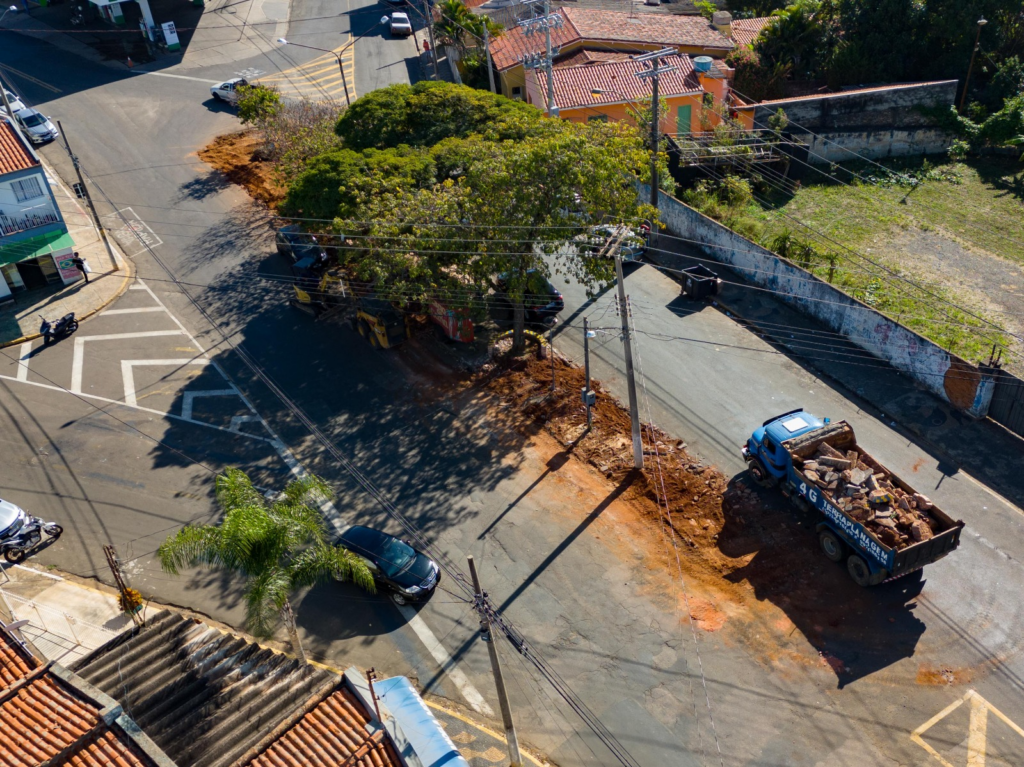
{"left": 783, "top": 421, "right": 964, "bottom": 577}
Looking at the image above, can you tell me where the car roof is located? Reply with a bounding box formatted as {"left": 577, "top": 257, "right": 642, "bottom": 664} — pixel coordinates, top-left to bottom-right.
{"left": 338, "top": 525, "right": 392, "bottom": 551}
{"left": 14, "top": 107, "right": 38, "bottom": 117}
{"left": 392, "top": 11, "right": 409, "bottom": 18}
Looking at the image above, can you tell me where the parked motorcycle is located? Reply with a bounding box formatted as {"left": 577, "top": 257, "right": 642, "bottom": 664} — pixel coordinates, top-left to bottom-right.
{"left": 40, "top": 312, "right": 79, "bottom": 345}
{"left": 0, "top": 515, "right": 62, "bottom": 564}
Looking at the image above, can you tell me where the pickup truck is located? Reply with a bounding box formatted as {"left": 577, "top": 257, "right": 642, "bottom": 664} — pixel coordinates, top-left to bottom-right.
{"left": 743, "top": 410, "right": 964, "bottom": 586}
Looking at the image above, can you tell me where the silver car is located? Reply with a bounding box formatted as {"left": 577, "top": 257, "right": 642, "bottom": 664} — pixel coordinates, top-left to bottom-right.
{"left": 2, "top": 89, "right": 26, "bottom": 113}
{"left": 576, "top": 224, "right": 648, "bottom": 262}
{"left": 13, "top": 108, "right": 59, "bottom": 144}
{"left": 389, "top": 11, "right": 412, "bottom": 36}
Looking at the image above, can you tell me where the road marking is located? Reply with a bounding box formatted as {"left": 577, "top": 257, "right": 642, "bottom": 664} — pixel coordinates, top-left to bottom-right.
{"left": 181, "top": 389, "right": 238, "bottom": 421}
{"left": 128, "top": 284, "right": 148, "bottom": 290}
{"left": 16, "top": 341, "right": 32, "bottom": 383}
{"left": 71, "top": 330, "right": 184, "bottom": 394}
{"left": 230, "top": 414, "right": 262, "bottom": 433}
{"left": 423, "top": 701, "right": 549, "bottom": 766}
{"left": 0, "top": 64, "right": 62, "bottom": 93}
{"left": 120, "top": 358, "right": 211, "bottom": 407}
{"left": 102, "top": 307, "right": 166, "bottom": 316}
{"left": 130, "top": 71, "right": 221, "bottom": 84}
{"left": 397, "top": 604, "right": 494, "bottom": 718}
{"left": 912, "top": 689, "right": 1024, "bottom": 767}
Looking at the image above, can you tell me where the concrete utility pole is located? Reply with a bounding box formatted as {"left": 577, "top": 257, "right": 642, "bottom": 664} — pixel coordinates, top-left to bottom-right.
{"left": 58, "top": 121, "right": 119, "bottom": 271}
{"left": 467, "top": 556, "right": 522, "bottom": 767}
{"left": 615, "top": 248, "right": 644, "bottom": 469}
{"left": 634, "top": 48, "right": 678, "bottom": 210}
{"left": 959, "top": 16, "right": 987, "bottom": 112}
{"left": 582, "top": 317, "right": 594, "bottom": 430}
{"left": 520, "top": 0, "right": 562, "bottom": 116}
{"left": 484, "top": 25, "right": 497, "bottom": 94}
{"left": 0, "top": 73, "right": 17, "bottom": 120}
{"left": 424, "top": 0, "right": 439, "bottom": 80}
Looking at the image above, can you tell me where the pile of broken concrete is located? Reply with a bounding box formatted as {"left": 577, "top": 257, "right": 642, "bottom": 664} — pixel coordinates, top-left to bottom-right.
{"left": 802, "top": 442, "right": 939, "bottom": 550}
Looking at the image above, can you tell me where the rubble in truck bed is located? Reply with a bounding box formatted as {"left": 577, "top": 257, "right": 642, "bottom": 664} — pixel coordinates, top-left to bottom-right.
{"left": 798, "top": 441, "right": 939, "bottom": 550}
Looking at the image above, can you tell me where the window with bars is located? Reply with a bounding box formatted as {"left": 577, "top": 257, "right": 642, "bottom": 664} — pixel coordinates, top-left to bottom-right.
{"left": 11, "top": 176, "right": 44, "bottom": 203}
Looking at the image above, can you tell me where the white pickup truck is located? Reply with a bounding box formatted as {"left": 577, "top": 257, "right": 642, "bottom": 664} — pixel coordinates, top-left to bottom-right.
{"left": 210, "top": 77, "right": 250, "bottom": 105}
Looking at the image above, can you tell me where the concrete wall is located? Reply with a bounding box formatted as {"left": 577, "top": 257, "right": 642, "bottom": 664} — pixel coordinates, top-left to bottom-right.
{"left": 738, "top": 80, "right": 957, "bottom": 164}
{"left": 641, "top": 184, "right": 995, "bottom": 417}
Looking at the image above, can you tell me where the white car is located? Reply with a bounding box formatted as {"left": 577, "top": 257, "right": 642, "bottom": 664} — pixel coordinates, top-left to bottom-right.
{"left": 210, "top": 77, "right": 250, "bottom": 105}
{"left": 13, "top": 108, "right": 59, "bottom": 144}
{"left": 389, "top": 11, "right": 412, "bottom": 36}
{"left": 2, "top": 89, "right": 26, "bottom": 113}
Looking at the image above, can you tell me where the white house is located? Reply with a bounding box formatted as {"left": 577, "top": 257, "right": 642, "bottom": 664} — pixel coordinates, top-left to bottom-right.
{"left": 0, "top": 116, "right": 76, "bottom": 302}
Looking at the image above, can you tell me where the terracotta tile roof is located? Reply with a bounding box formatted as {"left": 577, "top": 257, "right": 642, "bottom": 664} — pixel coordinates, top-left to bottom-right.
{"left": 489, "top": 7, "right": 733, "bottom": 72}
{"left": 554, "top": 48, "right": 633, "bottom": 68}
{"left": 0, "top": 118, "right": 38, "bottom": 176}
{"left": 0, "top": 626, "right": 169, "bottom": 767}
{"left": 730, "top": 16, "right": 772, "bottom": 48}
{"left": 540, "top": 54, "right": 700, "bottom": 111}
{"left": 245, "top": 687, "right": 402, "bottom": 767}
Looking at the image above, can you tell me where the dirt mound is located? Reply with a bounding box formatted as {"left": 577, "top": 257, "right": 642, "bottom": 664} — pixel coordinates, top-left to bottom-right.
{"left": 198, "top": 131, "right": 286, "bottom": 208}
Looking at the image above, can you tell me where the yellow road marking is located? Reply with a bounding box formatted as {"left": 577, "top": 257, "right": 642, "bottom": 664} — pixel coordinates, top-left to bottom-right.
{"left": 911, "top": 689, "right": 1024, "bottom": 767}
{"left": 0, "top": 64, "right": 62, "bottom": 93}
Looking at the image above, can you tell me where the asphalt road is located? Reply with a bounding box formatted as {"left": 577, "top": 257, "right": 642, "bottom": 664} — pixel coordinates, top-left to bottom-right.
{"left": 2, "top": 13, "right": 1024, "bottom": 767}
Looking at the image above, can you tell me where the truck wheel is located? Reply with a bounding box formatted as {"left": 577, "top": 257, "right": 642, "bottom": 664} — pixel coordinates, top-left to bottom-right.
{"left": 357, "top": 320, "right": 369, "bottom": 339}
{"left": 747, "top": 459, "right": 776, "bottom": 488}
{"left": 819, "top": 530, "right": 846, "bottom": 562}
{"left": 846, "top": 555, "right": 874, "bottom": 587}
{"left": 369, "top": 329, "right": 380, "bottom": 348}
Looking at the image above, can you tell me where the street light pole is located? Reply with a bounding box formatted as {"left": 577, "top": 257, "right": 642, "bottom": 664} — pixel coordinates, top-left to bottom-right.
{"left": 959, "top": 16, "right": 988, "bottom": 113}
{"left": 278, "top": 19, "right": 387, "bottom": 107}
{"left": 0, "top": 5, "right": 17, "bottom": 25}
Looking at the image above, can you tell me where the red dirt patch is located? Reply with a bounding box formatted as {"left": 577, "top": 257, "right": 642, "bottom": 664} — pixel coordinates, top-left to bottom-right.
{"left": 916, "top": 664, "right": 973, "bottom": 686}
{"left": 198, "top": 130, "right": 286, "bottom": 208}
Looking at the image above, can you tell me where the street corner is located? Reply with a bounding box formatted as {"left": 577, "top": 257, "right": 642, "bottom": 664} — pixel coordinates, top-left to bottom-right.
{"left": 424, "top": 699, "right": 550, "bottom": 767}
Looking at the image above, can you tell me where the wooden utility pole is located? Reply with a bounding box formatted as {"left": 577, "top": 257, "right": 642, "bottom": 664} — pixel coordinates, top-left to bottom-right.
{"left": 467, "top": 556, "right": 522, "bottom": 767}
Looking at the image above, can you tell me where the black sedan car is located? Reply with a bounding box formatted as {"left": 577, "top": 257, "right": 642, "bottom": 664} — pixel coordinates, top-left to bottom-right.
{"left": 337, "top": 525, "right": 440, "bottom": 605}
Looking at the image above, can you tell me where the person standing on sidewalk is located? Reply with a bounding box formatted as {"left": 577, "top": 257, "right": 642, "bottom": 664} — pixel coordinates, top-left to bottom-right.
{"left": 71, "top": 252, "right": 89, "bottom": 283}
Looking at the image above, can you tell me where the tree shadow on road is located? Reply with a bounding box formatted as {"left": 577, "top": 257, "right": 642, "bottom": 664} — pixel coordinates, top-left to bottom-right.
{"left": 718, "top": 475, "right": 926, "bottom": 688}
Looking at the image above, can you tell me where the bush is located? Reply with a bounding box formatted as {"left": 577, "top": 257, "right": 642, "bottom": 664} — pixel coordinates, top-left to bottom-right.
{"left": 236, "top": 84, "right": 282, "bottom": 126}
{"left": 253, "top": 98, "right": 345, "bottom": 183}
{"left": 725, "top": 46, "right": 788, "bottom": 103}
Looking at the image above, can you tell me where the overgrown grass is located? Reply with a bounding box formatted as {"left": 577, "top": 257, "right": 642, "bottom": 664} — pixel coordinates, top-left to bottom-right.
{"left": 681, "top": 156, "right": 1024, "bottom": 365}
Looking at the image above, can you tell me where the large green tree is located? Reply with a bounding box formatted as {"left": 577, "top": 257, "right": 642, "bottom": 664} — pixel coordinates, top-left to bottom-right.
{"left": 158, "top": 468, "right": 373, "bottom": 661}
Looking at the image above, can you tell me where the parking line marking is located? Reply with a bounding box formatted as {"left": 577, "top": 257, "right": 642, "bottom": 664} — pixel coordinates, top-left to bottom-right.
{"left": 72, "top": 330, "right": 184, "bottom": 394}
{"left": 102, "top": 307, "right": 166, "bottom": 315}
{"left": 181, "top": 389, "right": 238, "bottom": 421}
{"left": 397, "top": 605, "right": 494, "bottom": 718}
{"left": 912, "top": 689, "right": 1024, "bottom": 767}
{"left": 121, "top": 358, "right": 211, "bottom": 408}
{"left": 16, "top": 341, "right": 31, "bottom": 383}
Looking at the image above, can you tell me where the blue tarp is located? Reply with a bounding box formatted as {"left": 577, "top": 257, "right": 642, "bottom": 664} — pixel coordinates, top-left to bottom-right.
{"left": 375, "top": 676, "right": 471, "bottom": 767}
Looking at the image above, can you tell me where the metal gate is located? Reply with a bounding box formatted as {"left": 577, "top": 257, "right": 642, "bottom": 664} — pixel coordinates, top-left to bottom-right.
{"left": 989, "top": 371, "right": 1024, "bottom": 438}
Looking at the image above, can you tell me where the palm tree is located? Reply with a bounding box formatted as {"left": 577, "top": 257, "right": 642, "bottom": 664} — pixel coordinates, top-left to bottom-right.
{"left": 433, "top": 0, "right": 502, "bottom": 54}
{"left": 158, "top": 468, "right": 374, "bottom": 662}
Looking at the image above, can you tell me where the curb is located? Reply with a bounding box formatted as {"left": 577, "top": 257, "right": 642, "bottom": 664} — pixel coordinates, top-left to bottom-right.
{"left": 0, "top": 255, "right": 135, "bottom": 351}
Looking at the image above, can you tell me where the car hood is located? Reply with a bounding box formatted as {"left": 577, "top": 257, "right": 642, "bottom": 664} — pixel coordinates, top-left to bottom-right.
{"left": 0, "top": 499, "right": 25, "bottom": 536}
{"left": 391, "top": 553, "right": 436, "bottom": 588}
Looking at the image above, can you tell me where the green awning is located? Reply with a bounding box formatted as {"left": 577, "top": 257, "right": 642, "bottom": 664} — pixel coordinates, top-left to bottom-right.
{"left": 0, "top": 230, "right": 74, "bottom": 267}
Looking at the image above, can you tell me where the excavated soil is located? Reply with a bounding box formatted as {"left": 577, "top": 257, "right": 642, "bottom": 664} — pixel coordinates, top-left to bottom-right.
{"left": 198, "top": 130, "right": 286, "bottom": 208}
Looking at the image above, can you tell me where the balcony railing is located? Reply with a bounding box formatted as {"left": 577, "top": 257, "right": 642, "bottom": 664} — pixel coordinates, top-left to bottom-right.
{"left": 0, "top": 211, "right": 60, "bottom": 237}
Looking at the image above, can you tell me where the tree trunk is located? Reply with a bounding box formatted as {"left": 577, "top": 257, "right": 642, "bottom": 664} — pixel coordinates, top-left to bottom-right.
{"left": 512, "top": 300, "right": 526, "bottom": 355}
{"left": 281, "top": 600, "right": 307, "bottom": 663}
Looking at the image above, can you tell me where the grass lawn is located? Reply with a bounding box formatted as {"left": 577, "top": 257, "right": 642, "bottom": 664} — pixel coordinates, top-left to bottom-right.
{"left": 735, "top": 156, "right": 1024, "bottom": 369}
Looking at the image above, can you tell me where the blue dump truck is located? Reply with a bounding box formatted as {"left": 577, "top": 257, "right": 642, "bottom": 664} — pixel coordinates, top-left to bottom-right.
{"left": 742, "top": 410, "right": 965, "bottom": 586}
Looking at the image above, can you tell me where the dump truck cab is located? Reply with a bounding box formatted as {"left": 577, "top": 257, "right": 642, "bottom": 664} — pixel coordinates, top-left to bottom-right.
{"left": 743, "top": 409, "right": 825, "bottom": 487}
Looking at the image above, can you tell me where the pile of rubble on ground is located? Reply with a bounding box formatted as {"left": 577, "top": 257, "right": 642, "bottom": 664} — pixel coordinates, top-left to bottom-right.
{"left": 801, "top": 442, "right": 938, "bottom": 550}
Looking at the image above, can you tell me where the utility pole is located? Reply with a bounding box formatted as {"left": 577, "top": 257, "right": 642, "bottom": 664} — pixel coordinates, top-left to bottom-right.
{"left": 959, "top": 16, "right": 987, "bottom": 112}
{"left": 634, "top": 48, "right": 677, "bottom": 210}
{"left": 614, "top": 246, "right": 644, "bottom": 469}
{"left": 58, "top": 121, "right": 119, "bottom": 272}
{"left": 582, "top": 317, "right": 594, "bottom": 430}
{"left": 520, "top": 0, "right": 561, "bottom": 116}
{"left": 424, "top": 0, "right": 439, "bottom": 80}
{"left": 467, "top": 556, "right": 522, "bottom": 767}
{"left": 0, "top": 76, "right": 15, "bottom": 120}
{"left": 484, "top": 25, "right": 497, "bottom": 94}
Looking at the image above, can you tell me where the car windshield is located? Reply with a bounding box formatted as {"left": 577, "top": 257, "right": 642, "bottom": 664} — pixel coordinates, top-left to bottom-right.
{"left": 378, "top": 537, "right": 416, "bottom": 578}
{"left": 21, "top": 113, "right": 46, "bottom": 127}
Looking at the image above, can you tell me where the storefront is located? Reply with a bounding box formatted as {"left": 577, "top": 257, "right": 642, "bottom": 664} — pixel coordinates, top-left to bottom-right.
{"left": 0, "top": 230, "right": 79, "bottom": 301}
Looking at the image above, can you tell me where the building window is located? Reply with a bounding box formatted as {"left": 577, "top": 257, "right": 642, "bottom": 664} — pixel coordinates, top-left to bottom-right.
{"left": 587, "top": 114, "right": 609, "bottom": 123}
{"left": 511, "top": 86, "right": 523, "bottom": 100}
{"left": 703, "top": 92, "right": 714, "bottom": 108}
{"left": 11, "top": 177, "right": 43, "bottom": 203}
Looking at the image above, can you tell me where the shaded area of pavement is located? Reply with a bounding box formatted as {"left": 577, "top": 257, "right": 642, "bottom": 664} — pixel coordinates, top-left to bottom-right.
{"left": 0, "top": 161, "right": 130, "bottom": 347}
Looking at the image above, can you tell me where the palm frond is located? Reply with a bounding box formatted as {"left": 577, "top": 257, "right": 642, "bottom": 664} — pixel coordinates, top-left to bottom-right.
{"left": 292, "top": 544, "right": 376, "bottom": 594}
{"left": 277, "top": 474, "right": 334, "bottom": 510}
{"left": 216, "top": 467, "right": 266, "bottom": 513}
{"left": 245, "top": 566, "right": 292, "bottom": 637}
{"left": 157, "top": 526, "right": 224, "bottom": 575}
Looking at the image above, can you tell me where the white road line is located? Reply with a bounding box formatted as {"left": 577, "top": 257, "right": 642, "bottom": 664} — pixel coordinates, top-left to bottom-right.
{"left": 397, "top": 605, "right": 495, "bottom": 718}
{"left": 128, "top": 284, "right": 148, "bottom": 290}
{"left": 0, "top": 373, "right": 270, "bottom": 442}
{"left": 71, "top": 330, "right": 185, "bottom": 394}
{"left": 131, "top": 71, "right": 221, "bottom": 84}
{"left": 182, "top": 389, "right": 238, "bottom": 421}
{"left": 16, "top": 341, "right": 32, "bottom": 383}
{"left": 102, "top": 307, "right": 166, "bottom": 315}
{"left": 121, "top": 358, "right": 211, "bottom": 407}
{"left": 230, "top": 414, "right": 261, "bottom": 433}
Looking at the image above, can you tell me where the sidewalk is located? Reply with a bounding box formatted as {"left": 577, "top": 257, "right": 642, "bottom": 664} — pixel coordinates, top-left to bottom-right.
{"left": 647, "top": 233, "right": 1024, "bottom": 509}
{"left": 0, "top": 163, "right": 132, "bottom": 348}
